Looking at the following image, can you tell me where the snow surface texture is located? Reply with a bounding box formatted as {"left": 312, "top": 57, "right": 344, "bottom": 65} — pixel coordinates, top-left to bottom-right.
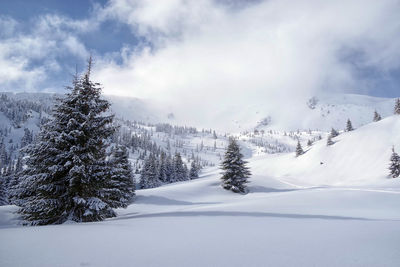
{"left": 1, "top": 115, "right": 400, "bottom": 266}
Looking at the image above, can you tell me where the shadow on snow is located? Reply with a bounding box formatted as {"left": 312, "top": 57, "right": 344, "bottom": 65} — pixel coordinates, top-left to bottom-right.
{"left": 112, "top": 210, "right": 389, "bottom": 222}
{"left": 135, "top": 195, "right": 220, "bottom": 206}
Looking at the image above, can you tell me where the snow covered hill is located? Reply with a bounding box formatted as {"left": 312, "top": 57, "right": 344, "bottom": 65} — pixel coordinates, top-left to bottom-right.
{"left": 300, "top": 94, "right": 395, "bottom": 131}
{"left": 251, "top": 115, "right": 400, "bottom": 186}
{"left": 252, "top": 93, "right": 396, "bottom": 132}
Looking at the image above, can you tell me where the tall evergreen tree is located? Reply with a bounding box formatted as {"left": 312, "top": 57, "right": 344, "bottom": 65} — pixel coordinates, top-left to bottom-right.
{"left": 165, "top": 154, "right": 174, "bottom": 183}
{"left": 346, "top": 119, "right": 354, "bottom": 132}
{"left": 12, "top": 59, "right": 117, "bottom": 225}
{"left": 157, "top": 151, "right": 168, "bottom": 183}
{"left": 189, "top": 160, "right": 200, "bottom": 179}
{"left": 183, "top": 163, "right": 189, "bottom": 180}
{"left": 295, "top": 140, "right": 304, "bottom": 157}
{"left": 220, "top": 138, "right": 251, "bottom": 193}
{"left": 395, "top": 98, "right": 400, "bottom": 115}
{"left": 139, "top": 154, "right": 161, "bottom": 189}
{"left": 389, "top": 147, "right": 400, "bottom": 178}
{"left": 105, "top": 145, "right": 135, "bottom": 208}
{"left": 213, "top": 130, "right": 218, "bottom": 139}
{"left": 373, "top": 110, "right": 382, "bottom": 122}
{"left": 0, "top": 175, "right": 8, "bottom": 206}
{"left": 307, "top": 139, "right": 313, "bottom": 147}
{"left": 173, "top": 153, "right": 188, "bottom": 182}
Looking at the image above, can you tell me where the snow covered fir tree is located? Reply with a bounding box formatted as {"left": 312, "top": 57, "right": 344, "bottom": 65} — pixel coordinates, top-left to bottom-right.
{"left": 105, "top": 145, "right": 136, "bottom": 208}
{"left": 373, "top": 110, "right": 382, "bottom": 122}
{"left": 189, "top": 160, "right": 200, "bottom": 179}
{"left": 139, "top": 153, "right": 161, "bottom": 189}
{"left": 327, "top": 135, "right": 334, "bottom": 146}
{"left": 395, "top": 98, "right": 400, "bottom": 115}
{"left": 326, "top": 127, "right": 339, "bottom": 146}
{"left": 389, "top": 147, "right": 400, "bottom": 178}
{"left": 173, "top": 152, "right": 189, "bottom": 182}
{"left": 220, "top": 138, "right": 251, "bottom": 193}
{"left": 12, "top": 59, "right": 134, "bottom": 225}
{"left": 295, "top": 140, "right": 304, "bottom": 157}
{"left": 346, "top": 119, "right": 354, "bottom": 131}
{"left": 307, "top": 139, "right": 313, "bottom": 147}
{"left": 330, "top": 128, "right": 339, "bottom": 138}
{"left": 0, "top": 177, "right": 7, "bottom": 205}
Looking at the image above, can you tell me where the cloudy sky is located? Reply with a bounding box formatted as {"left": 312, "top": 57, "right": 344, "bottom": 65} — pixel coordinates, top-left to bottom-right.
{"left": 1, "top": 0, "right": 400, "bottom": 124}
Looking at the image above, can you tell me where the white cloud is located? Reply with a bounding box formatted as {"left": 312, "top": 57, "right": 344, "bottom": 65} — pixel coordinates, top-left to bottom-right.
{"left": 94, "top": 0, "right": 400, "bottom": 129}
{"left": 1, "top": 0, "right": 398, "bottom": 130}
{"left": 0, "top": 14, "right": 90, "bottom": 91}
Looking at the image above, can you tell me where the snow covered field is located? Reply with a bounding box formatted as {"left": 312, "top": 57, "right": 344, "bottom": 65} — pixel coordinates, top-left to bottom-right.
{"left": 1, "top": 168, "right": 399, "bottom": 267}
{"left": 1, "top": 116, "right": 400, "bottom": 267}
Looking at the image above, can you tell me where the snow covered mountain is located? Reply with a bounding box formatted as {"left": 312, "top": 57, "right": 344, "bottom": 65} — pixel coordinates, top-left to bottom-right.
{"left": 1, "top": 91, "right": 396, "bottom": 132}
{"left": 107, "top": 92, "right": 397, "bottom": 132}
{"left": 252, "top": 93, "right": 396, "bottom": 132}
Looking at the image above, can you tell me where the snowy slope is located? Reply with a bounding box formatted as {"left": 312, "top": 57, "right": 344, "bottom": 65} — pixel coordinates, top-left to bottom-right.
{"left": 251, "top": 115, "right": 400, "bottom": 186}
{"left": 1, "top": 165, "right": 399, "bottom": 267}
{"left": 252, "top": 93, "right": 396, "bottom": 132}
{"left": 299, "top": 94, "right": 395, "bottom": 131}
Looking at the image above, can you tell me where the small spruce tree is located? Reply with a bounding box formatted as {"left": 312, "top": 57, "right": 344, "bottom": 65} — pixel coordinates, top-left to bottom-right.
{"left": 157, "top": 151, "right": 168, "bottom": 183}
{"left": 389, "top": 147, "right": 400, "bottom": 178}
{"left": 327, "top": 135, "right": 334, "bottom": 146}
{"left": 220, "top": 138, "right": 251, "bottom": 193}
{"left": 189, "top": 160, "right": 200, "bottom": 179}
{"left": 295, "top": 140, "right": 304, "bottom": 157}
{"left": 330, "top": 128, "right": 339, "bottom": 138}
{"left": 307, "top": 139, "right": 313, "bottom": 147}
{"left": 373, "top": 110, "right": 382, "bottom": 122}
{"left": 173, "top": 153, "right": 187, "bottom": 182}
{"left": 183, "top": 163, "right": 189, "bottom": 180}
{"left": 105, "top": 145, "right": 135, "bottom": 208}
{"left": 165, "top": 154, "right": 174, "bottom": 183}
{"left": 139, "top": 154, "right": 161, "bottom": 189}
{"left": 0, "top": 176, "right": 8, "bottom": 206}
{"left": 213, "top": 130, "right": 218, "bottom": 139}
{"left": 395, "top": 98, "right": 400, "bottom": 115}
{"left": 346, "top": 119, "right": 354, "bottom": 132}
